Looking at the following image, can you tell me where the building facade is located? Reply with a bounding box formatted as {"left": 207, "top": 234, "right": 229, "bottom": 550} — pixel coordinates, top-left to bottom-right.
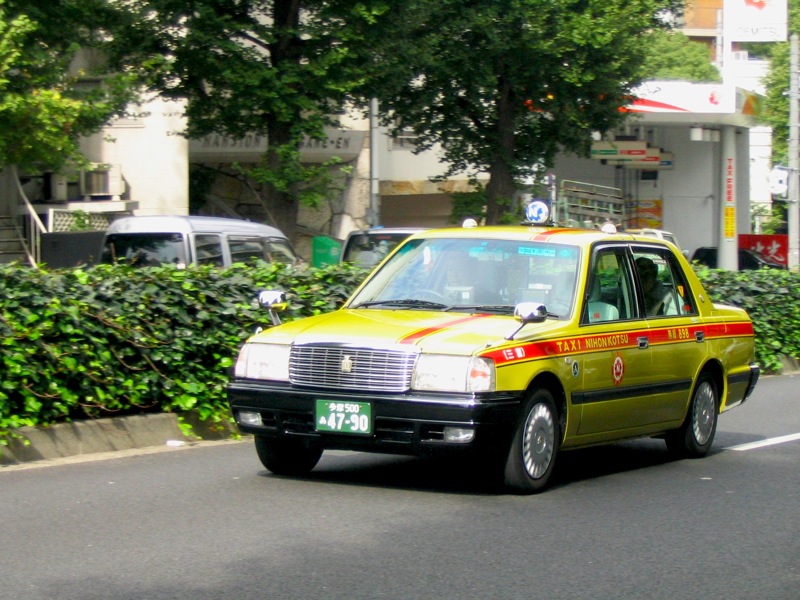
{"left": 0, "top": 0, "right": 779, "bottom": 268}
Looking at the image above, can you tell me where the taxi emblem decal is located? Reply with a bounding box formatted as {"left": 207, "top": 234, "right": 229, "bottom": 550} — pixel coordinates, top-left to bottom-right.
{"left": 341, "top": 355, "right": 354, "bottom": 373}
{"left": 572, "top": 361, "right": 579, "bottom": 378}
{"left": 612, "top": 352, "right": 625, "bottom": 385}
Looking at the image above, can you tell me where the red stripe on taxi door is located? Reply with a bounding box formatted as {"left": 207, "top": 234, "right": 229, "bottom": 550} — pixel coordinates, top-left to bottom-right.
{"left": 484, "top": 321, "right": 756, "bottom": 367}
{"left": 482, "top": 329, "right": 649, "bottom": 367}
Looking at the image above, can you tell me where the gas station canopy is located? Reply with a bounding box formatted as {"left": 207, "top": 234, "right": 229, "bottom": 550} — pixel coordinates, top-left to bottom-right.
{"left": 622, "top": 80, "right": 763, "bottom": 127}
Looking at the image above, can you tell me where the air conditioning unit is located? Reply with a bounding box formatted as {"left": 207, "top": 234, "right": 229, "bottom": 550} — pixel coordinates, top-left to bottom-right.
{"left": 80, "top": 163, "right": 124, "bottom": 200}
{"left": 731, "top": 51, "right": 749, "bottom": 61}
{"left": 48, "top": 173, "right": 69, "bottom": 202}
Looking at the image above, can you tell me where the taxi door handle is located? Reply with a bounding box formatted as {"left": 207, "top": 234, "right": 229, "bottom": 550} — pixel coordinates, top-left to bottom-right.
{"left": 695, "top": 330, "right": 704, "bottom": 342}
{"left": 637, "top": 336, "right": 649, "bottom": 349}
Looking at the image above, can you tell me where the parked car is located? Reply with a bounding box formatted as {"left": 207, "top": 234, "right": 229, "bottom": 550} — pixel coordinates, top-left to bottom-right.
{"left": 229, "top": 224, "right": 759, "bottom": 493}
{"left": 691, "top": 246, "right": 785, "bottom": 270}
{"left": 101, "top": 216, "right": 297, "bottom": 267}
{"left": 339, "top": 227, "right": 425, "bottom": 268}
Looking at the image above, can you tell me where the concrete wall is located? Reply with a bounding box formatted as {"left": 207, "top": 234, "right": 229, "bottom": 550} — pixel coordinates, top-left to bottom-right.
{"left": 79, "top": 95, "right": 189, "bottom": 217}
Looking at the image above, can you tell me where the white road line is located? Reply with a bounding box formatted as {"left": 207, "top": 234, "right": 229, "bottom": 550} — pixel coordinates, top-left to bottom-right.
{"left": 725, "top": 433, "right": 800, "bottom": 452}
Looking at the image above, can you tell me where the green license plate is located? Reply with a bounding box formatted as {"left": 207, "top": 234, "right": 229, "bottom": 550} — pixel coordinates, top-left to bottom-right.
{"left": 315, "top": 400, "right": 372, "bottom": 435}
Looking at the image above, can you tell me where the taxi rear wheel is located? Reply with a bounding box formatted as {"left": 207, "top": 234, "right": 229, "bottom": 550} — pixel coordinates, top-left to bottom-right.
{"left": 254, "top": 436, "right": 323, "bottom": 475}
{"left": 503, "top": 389, "right": 559, "bottom": 494}
{"left": 666, "top": 372, "right": 718, "bottom": 458}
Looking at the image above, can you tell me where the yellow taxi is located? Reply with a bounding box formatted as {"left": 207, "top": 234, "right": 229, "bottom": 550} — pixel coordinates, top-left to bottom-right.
{"left": 228, "top": 221, "right": 759, "bottom": 493}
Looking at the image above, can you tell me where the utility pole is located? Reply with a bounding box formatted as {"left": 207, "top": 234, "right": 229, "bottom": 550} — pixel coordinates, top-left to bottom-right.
{"left": 368, "top": 98, "right": 380, "bottom": 227}
{"left": 789, "top": 34, "right": 800, "bottom": 270}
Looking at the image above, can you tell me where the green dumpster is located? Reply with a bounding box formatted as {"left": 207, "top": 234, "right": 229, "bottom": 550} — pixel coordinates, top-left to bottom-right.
{"left": 312, "top": 236, "right": 342, "bottom": 267}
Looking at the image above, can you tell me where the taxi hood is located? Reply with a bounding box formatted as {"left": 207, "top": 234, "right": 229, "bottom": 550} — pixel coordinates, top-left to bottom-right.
{"left": 253, "top": 308, "right": 565, "bottom": 355}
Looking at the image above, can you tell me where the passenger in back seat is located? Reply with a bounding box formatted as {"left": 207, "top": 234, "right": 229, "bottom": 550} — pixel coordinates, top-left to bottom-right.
{"left": 635, "top": 256, "right": 672, "bottom": 316}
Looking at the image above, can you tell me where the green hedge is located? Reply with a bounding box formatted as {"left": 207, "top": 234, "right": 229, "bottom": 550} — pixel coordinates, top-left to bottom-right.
{"left": 693, "top": 266, "right": 800, "bottom": 373}
{"left": 1, "top": 262, "right": 797, "bottom": 448}
{"left": 0, "top": 261, "right": 368, "bottom": 447}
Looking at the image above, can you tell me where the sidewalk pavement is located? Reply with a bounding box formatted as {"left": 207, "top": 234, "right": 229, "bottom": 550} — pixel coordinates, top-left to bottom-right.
{"left": 1, "top": 413, "right": 237, "bottom": 467}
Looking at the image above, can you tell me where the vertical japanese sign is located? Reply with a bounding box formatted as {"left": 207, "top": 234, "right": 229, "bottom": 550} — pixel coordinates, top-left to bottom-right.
{"left": 723, "top": 0, "right": 788, "bottom": 42}
{"left": 725, "top": 157, "right": 736, "bottom": 239}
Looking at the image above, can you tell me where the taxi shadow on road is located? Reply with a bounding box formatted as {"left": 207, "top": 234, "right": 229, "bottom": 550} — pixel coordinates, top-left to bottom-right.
{"left": 259, "top": 437, "right": 715, "bottom": 495}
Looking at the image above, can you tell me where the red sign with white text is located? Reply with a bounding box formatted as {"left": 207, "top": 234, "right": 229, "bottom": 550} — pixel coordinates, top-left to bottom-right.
{"left": 739, "top": 234, "right": 788, "bottom": 266}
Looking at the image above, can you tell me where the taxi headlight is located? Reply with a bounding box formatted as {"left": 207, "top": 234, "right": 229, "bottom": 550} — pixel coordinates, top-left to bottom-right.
{"left": 234, "top": 343, "right": 290, "bottom": 381}
{"left": 412, "top": 355, "right": 495, "bottom": 393}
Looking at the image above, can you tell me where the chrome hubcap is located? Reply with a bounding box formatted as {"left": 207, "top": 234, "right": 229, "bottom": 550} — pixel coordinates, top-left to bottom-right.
{"left": 692, "top": 381, "right": 716, "bottom": 445}
{"left": 522, "top": 403, "right": 555, "bottom": 479}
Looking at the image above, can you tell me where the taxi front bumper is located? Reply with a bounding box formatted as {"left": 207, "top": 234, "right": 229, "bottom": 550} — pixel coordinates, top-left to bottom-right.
{"left": 228, "top": 379, "right": 522, "bottom": 457}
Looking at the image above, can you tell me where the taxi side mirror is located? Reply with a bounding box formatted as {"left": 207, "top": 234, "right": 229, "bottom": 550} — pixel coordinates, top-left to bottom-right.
{"left": 506, "top": 302, "right": 547, "bottom": 340}
{"left": 514, "top": 302, "right": 547, "bottom": 323}
{"left": 258, "top": 290, "right": 287, "bottom": 327}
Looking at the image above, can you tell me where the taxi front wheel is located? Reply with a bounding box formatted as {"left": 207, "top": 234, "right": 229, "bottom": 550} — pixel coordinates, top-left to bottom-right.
{"left": 504, "top": 389, "right": 560, "bottom": 493}
{"left": 665, "top": 372, "right": 718, "bottom": 458}
{"left": 254, "top": 436, "right": 323, "bottom": 475}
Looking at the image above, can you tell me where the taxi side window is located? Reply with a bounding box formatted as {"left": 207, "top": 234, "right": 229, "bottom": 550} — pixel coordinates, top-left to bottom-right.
{"left": 633, "top": 248, "right": 696, "bottom": 317}
{"left": 583, "top": 247, "right": 635, "bottom": 324}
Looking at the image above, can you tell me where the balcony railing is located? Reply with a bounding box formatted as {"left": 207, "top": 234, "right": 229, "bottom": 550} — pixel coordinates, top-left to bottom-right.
{"left": 12, "top": 166, "right": 46, "bottom": 268}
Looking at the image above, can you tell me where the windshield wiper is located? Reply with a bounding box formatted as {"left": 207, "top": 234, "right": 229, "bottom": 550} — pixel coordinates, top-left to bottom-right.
{"left": 442, "top": 304, "right": 514, "bottom": 315}
{"left": 352, "top": 299, "right": 450, "bottom": 310}
{"left": 444, "top": 305, "right": 563, "bottom": 319}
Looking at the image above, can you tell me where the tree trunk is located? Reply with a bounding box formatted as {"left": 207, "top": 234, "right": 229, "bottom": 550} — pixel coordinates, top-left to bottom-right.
{"left": 260, "top": 0, "right": 303, "bottom": 241}
{"left": 485, "top": 161, "right": 516, "bottom": 225}
{"left": 484, "top": 75, "right": 517, "bottom": 225}
{"left": 262, "top": 119, "right": 300, "bottom": 241}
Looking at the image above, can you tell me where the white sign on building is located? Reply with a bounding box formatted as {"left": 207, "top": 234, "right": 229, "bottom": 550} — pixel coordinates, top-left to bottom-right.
{"left": 188, "top": 129, "right": 365, "bottom": 163}
{"left": 723, "top": 0, "right": 787, "bottom": 42}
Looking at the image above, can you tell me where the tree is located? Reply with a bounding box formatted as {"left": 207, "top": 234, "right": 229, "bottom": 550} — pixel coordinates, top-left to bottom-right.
{"left": 0, "top": 0, "right": 138, "bottom": 171}
{"left": 352, "top": 0, "right": 683, "bottom": 224}
{"left": 104, "top": 0, "right": 386, "bottom": 238}
{"left": 642, "top": 30, "right": 722, "bottom": 83}
{"left": 763, "top": 0, "right": 800, "bottom": 166}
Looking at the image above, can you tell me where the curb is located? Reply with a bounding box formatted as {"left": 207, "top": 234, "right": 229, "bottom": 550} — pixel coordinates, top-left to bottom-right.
{"left": 1, "top": 413, "right": 237, "bottom": 466}
{"left": 2, "top": 368, "right": 796, "bottom": 467}
{"left": 780, "top": 355, "right": 800, "bottom": 374}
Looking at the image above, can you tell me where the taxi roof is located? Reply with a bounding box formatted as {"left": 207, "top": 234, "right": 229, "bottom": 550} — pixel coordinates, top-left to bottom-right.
{"left": 406, "top": 225, "right": 671, "bottom": 248}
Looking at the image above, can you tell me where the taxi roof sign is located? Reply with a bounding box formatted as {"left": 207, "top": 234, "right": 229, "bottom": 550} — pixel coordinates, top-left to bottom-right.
{"left": 525, "top": 200, "right": 550, "bottom": 225}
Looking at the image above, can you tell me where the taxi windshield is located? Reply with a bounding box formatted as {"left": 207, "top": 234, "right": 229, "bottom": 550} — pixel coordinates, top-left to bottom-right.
{"left": 349, "top": 237, "right": 580, "bottom": 317}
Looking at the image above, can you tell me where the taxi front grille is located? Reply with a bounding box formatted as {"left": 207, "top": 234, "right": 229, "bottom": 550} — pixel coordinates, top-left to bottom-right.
{"left": 289, "top": 344, "right": 418, "bottom": 392}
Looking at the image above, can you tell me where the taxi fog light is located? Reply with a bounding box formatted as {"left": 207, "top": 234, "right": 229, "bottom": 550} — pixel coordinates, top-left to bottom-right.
{"left": 444, "top": 427, "right": 475, "bottom": 443}
{"left": 238, "top": 411, "right": 263, "bottom": 426}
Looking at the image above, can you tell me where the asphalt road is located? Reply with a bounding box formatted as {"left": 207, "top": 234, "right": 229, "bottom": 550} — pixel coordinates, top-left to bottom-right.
{"left": 1, "top": 375, "right": 798, "bottom": 600}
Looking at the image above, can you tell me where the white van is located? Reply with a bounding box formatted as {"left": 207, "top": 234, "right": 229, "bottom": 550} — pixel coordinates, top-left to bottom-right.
{"left": 101, "top": 216, "right": 298, "bottom": 267}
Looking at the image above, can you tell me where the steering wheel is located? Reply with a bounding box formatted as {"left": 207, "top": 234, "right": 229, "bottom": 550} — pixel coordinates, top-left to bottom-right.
{"left": 417, "top": 289, "right": 447, "bottom": 303}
